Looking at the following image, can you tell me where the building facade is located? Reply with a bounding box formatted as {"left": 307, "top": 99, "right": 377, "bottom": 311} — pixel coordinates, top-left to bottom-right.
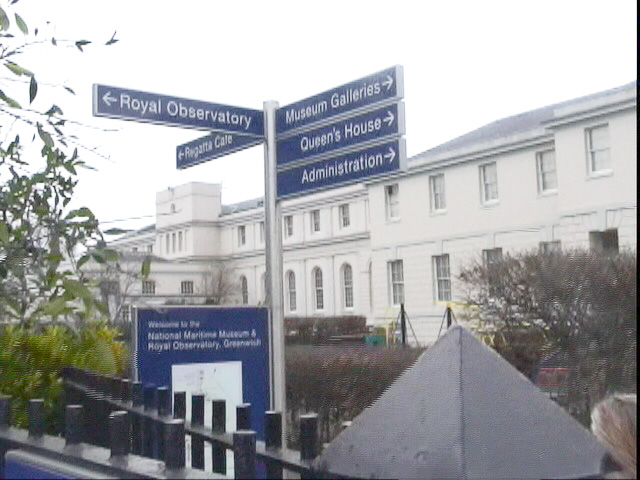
{"left": 110, "top": 82, "right": 637, "bottom": 344}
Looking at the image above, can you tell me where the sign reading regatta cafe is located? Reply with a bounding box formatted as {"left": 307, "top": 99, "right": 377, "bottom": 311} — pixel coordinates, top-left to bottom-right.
{"left": 134, "top": 307, "right": 270, "bottom": 438}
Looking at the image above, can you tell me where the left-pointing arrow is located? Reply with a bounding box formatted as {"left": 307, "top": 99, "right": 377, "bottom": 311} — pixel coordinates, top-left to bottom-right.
{"left": 384, "top": 147, "right": 396, "bottom": 163}
{"left": 102, "top": 91, "right": 117, "bottom": 107}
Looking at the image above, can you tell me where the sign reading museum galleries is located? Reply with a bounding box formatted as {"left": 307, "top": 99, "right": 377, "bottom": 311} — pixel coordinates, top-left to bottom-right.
{"left": 277, "top": 138, "right": 406, "bottom": 199}
{"left": 134, "top": 307, "right": 270, "bottom": 438}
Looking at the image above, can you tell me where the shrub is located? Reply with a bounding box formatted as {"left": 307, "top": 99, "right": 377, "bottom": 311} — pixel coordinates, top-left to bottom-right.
{"left": 0, "top": 321, "right": 128, "bottom": 432}
{"left": 285, "top": 344, "right": 424, "bottom": 447}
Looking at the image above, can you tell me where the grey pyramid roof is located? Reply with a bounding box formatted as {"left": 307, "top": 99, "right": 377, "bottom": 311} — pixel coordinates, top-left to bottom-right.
{"left": 314, "top": 325, "right": 605, "bottom": 479}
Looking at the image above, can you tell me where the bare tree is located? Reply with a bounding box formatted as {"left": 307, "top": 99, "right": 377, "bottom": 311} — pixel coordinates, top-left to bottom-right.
{"left": 200, "top": 260, "right": 238, "bottom": 305}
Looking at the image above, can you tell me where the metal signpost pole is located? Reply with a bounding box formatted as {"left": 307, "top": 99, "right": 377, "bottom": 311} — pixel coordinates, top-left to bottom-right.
{"left": 263, "top": 100, "right": 286, "bottom": 444}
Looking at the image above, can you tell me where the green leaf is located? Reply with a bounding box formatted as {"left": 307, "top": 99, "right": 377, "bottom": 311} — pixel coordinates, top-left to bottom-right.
{"left": 29, "top": 75, "right": 37, "bottom": 103}
{"left": 102, "top": 248, "right": 119, "bottom": 262}
{"left": 64, "top": 86, "right": 75, "bottom": 95}
{"left": 51, "top": 37, "right": 56, "bottom": 46}
{"left": 0, "top": 221, "right": 9, "bottom": 243}
{"left": 66, "top": 207, "right": 94, "bottom": 220}
{"left": 15, "top": 13, "right": 27, "bottom": 34}
{"left": 92, "top": 252, "right": 106, "bottom": 264}
{"left": 37, "top": 123, "right": 54, "bottom": 147}
{"left": 40, "top": 297, "right": 68, "bottom": 317}
{"left": 44, "top": 104, "right": 63, "bottom": 116}
{"left": 0, "top": 7, "right": 9, "bottom": 31}
{"left": 63, "top": 278, "right": 93, "bottom": 301}
{"left": 0, "top": 88, "right": 21, "bottom": 108}
{"left": 76, "top": 254, "right": 90, "bottom": 270}
{"left": 106, "top": 31, "right": 118, "bottom": 45}
{"left": 141, "top": 256, "right": 151, "bottom": 278}
{"left": 75, "top": 40, "right": 91, "bottom": 51}
{"left": 5, "top": 61, "right": 32, "bottom": 77}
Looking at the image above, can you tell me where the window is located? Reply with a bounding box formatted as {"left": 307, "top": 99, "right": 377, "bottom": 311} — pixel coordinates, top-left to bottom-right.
{"left": 385, "top": 184, "right": 399, "bottom": 219}
{"left": 536, "top": 150, "right": 558, "bottom": 193}
{"left": 433, "top": 254, "right": 451, "bottom": 302}
{"left": 586, "top": 125, "right": 611, "bottom": 173}
{"left": 284, "top": 215, "right": 294, "bottom": 238}
{"left": 311, "top": 210, "right": 321, "bottom": 233}
{"left": 539, "top": 241, "right": 561, "bottom": 254}
{"left": 480, "top": 162, "right": 499, "bottom": 203}
{"left": 239, "top": 276, "right": 248, "bottom": 304}
{"left": 238, "top": 225, "right": 246, "bottom": 246}
{"left": 261, "top": 273, "right": 268, "bottom": 304}
{"left": 313, "top": 268, "right": 324, "bottom": 311}
{"left": 286, "top": 271, "right": 296, "bottom": 312}
{"left": 181, "top": 280, "right": 194, "bottom": 295}
{"left": 165, "top": 234, "right": 170, "bottom": 254}
{"left": 388, "top": 260, "right": 404, "bottom": 305}
{"left": 589, "top": 229, "right": 618, "bottom": 253}
{"left": 178, "top": 231, "right": 183, "bottom": 251}
{"left": 342, "top": 264, "right": 354, "bottom": 309}
{"left": 259, "top": 222, "right": 264, "bottom": 243}
{"left": 172, "top": 232, "right": 176, "bottom": 253}
{"left": 142, "top": 280, "right": 156, "bottom": 295}
{"left": 132, "top": 247, "right": 138, "bottom": 253}
{"left": 339, "top": 204, "right": 350, "bottom": 228}
{"left": 482, "top": 248, "right": 503, "bottom": 267}
{"left": 170, "top": 203, "right": 176, "bottom": 213}
{"left": 429, "top": 174, "right": 446, "bottom": 212}
{"left": 147, "top": 244, "right": 153, "bottom": 253}
{"left": 120, "top": 305, "right": 131, "bottom": 323}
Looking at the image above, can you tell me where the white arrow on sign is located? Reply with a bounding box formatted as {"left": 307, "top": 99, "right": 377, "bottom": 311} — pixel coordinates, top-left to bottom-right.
{"left": 382, "top": 75, "right": 394, "bottom": 91}
{"left": 384, "top": 146, "right": 396, "bottom": 163}
{"left": 383, "top": 110, "right": 395, "bottom": 127}
{"left": 102, "top": 91, "right": 117, "bottom": 107}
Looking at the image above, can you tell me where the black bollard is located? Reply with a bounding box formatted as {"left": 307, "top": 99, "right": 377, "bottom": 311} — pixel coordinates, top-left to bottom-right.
{"left": 233, "top": 430, "right": 256, "bottom": 479}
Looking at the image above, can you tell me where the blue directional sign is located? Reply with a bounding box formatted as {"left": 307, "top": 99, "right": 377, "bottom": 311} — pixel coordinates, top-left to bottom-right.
{"left": 93, "top": 84, "right": 264, "bottom": 137}
{"left": 277, "top": 138, "right": 406, "bottom": 199}
{"left": 276, "top": 102, "right": 405, "bottom": 167}
{"left": 177, "top": 133, "right": 263, "bottom": 169}
{"left": 276, "top": 65, "right": 403, "bottom": 136}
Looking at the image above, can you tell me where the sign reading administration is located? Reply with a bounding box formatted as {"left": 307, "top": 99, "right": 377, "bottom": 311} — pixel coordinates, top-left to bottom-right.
{"left": 277, "top": 138, "right": 406, "bottom": 199}
{"left": 93, "top": 84, "right": 264, "bottom": 136}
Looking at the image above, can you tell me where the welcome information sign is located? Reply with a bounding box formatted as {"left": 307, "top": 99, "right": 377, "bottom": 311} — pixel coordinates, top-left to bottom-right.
{"left": 134, "top": 307, "right": 270, "bottom": 439}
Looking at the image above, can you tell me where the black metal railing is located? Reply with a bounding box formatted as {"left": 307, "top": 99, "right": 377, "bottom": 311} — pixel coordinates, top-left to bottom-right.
{"left": 60, "top": 367, "right": 326, "bottom": 479}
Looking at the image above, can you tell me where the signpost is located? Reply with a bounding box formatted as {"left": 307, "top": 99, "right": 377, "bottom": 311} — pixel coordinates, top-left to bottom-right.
{"left": 177, "top": 133, "right": 262, "bottom": 169}
{"left": 93, "top": 84, "right": 264, "bottom": 136}
{"left": 92, "top": 65, "right": 408, "bottom": 451}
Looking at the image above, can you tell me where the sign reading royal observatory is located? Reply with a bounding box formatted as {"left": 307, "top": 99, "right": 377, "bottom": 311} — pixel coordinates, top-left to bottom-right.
{"left": 277, "top": 138, "right": 406, "bottom": 198}
{"left": 93, "top": 84, "right": 264, "bottom": 137}
{"left": 177, "top": 133, "right": 262, "bottom": 169}
{"left": 276, "top": 65, "right": 403, "bottom": 135}
{"left": 134, "top": 307, "right": 270, "bottom": 438}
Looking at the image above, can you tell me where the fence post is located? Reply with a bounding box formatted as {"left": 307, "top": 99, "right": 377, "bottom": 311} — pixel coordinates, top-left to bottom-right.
{"left": 156, "top": 386, "right": 170, "bottom": 461}
{"left": 143, "top": 384, "right": 157, "bottom": 458}
{"left": 233, "top": 430, "right": 256, "bottom": 479}
{"left": 0, "top": 395, "right": 10, "bottom": 428}
{"left": 300, "top": 413, "right": 318, "bottom": 480}
{"left": 131, "top": 381, "right": 144, "bottom": 455}
{"left": 212, "top": 399, "right": 227, "bottom": 475}
{"left": 28, "top": 399, "right": 45, "bottom": 438}
{"left": 173, "top": 391, "right": 186, "bottom": 420}
{"left": 191, "top": 394, "right": 205, "bottom": 470}
{"left": 164, "top": 419, "right": 186, "bottom": 471}
{"left": 109, "top": 411, "right": 129, "bottom": 458}
{"left": 265, "top": 411, "right": 283, "bottom": 479}
{"left": 64, "top": 405, "right": 84, "bottom": 445}
{"left": 236, "top": 403, "right": 251, "bottom": 430}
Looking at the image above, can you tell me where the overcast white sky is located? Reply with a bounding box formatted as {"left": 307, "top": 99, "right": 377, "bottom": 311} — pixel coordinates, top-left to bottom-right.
{"left": 7, "top": 0, "right": 638, "bottom": 233}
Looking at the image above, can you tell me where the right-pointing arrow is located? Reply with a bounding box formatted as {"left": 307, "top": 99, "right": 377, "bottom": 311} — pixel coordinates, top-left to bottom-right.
{"left": 382, "top": 74, "right": 394, "bottom": 91}
{"left": 383, "top": 110, "right": 395, "bottom": 127}
{"left": 384, "top": 147, "right": 396, "bottom": 163}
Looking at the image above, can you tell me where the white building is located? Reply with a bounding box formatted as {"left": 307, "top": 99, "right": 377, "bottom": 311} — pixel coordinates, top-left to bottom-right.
{"left": 110, "top": 81, "right": 637, "bottom": 344}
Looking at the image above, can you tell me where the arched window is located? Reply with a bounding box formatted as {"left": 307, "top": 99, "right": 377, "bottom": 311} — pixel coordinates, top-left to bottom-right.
{"left": 313, "top": 267, "right": 324, "bottom": 311}
{"left": 286, "top": 271, "right": 296, "bottom": 312}
{"left": 239, "top": 276, "right": 248, "bottom": 304}
{"left": 342, "top": 263, "right": 354, "bottom": 309}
